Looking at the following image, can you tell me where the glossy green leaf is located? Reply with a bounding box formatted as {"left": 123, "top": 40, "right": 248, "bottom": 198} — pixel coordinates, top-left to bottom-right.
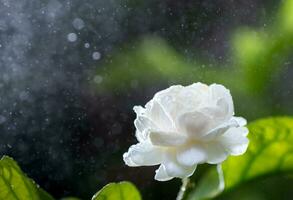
{"left": 0, "top": 156, "right": 54, "bottom": 200}
{"left": 187, "top": 165, "right": 224, "bottom": 200}
{"left": 91, "top": 181, "right": 141, "bottom": 200}
{"left": 186, "top": 117, "right": 293, "bottom": 200}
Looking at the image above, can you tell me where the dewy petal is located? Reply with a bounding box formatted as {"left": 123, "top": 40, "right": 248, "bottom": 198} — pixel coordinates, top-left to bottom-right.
{"left": 176, "top": 146, "right": 206, "bottom": 166}
{"left": 133, "top": 105, "right": 146, "bottom": 116}
{"left": 123, "top": 142, "right": 163, "bottom": 167}
{"left": 134, "top": 115, "right": 158, "bottom": 141}
{"left": 178, "top": 111, "right": 213, "bottom": 139}
{"left": 201, "top": 118, "right": 240, "bottom": 141}
{"left": 153, "top": 85, "right": 184, "bottom": 119}
{"left": 155, "top": 165, "right": 173, "bottom": 181}
{"left": 149, "top": 131, "right": 187, "bottom": 146}
{"left": 200, "top": 98, "right": 231, "bottom": 124}
{"left": 219, "top": 127, "right": 249, "bottom": 155}
{"left": 163, "top": 153, "right": 197, "bottom": 179}
{"left": 232, "top": 116, "right": 247, "bottom": 127}
{"left": 209, "top": 84, "right": 234, "bottom": 117}
{"left": 148, "top": 100, "right": 175, "bottom": 131}
{"left": 203, "top": 142, "right": 228, "bottom": 164}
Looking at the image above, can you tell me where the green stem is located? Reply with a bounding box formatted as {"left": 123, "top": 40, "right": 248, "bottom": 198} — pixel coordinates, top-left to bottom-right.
{"left": 176, "top": 178, "right": 190, "bottom": 200}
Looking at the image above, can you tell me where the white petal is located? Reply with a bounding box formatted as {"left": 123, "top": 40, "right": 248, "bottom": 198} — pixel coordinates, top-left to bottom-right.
{"left": 209, "top": 84, "right": 234, "bottom": 117}
{"left": 134, "top": 116, "right": 157, "bottom": 133}
{"left": 154, "top": 85, "right": 183, "bottom": 100}
{"left": 149, "top": 131, "right": 187, "bottom": 146}
{"left": 201, "top": 118, "right": 240, "bottom": 141}
{"left": 217, "top": 98, "right": 230, "bottom": 118}
{"left": 219, "top": 127, "right": 249, "bottom": 155}
{"left": 178, "top": 111, "right": 213, "bottom": 139}
{"left": 134, "top": 116, "right": 157, "bottom": 141}
{"left": 200, "top": 99, "right": 231, "bottom": 124}
{"left": 187, "top": 82, "right": 209, "bottom": 92}
{"left": 153, "top": 85, "right": 183, "bottom": 118}
{"left": 133, "top": 105, "right": 145, "bottom": 116}
{"left": 162, "top": 154, "right": 197, "bottom": 178}
{"left": 177, "top": 146, "right": 206, "bottom": 166}
{"left": 148, "top": 100, "right": 175, "bottom": 131}
{"left": 232, "top": 116, "right": 247, "bottom": 127}
{"left": 123, "top": 142, "right": 163, "bottom": 167}
{"left": 155, "top": 165, "right": 173, "bottom": 181}
{"left": 203, "top": 142, "right": 228, "bottom": 164}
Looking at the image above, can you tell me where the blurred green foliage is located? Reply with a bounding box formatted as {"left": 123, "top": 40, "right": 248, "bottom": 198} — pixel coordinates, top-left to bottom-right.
{"left": 96, "top": 0, "right": 293, "bottom": 119}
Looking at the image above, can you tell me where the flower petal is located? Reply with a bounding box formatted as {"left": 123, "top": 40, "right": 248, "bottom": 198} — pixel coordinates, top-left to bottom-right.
{"left": 203, "top": 142, "right": 228, "bottom": 164}
{"left": 178, "top": 111, "right": 213, "bottom": 139}
{"left": 153, "top": 85, "right": 185, "bottom": 118}
{"left": 176, "top": 146, "right": 206, "bottom": 166}
{"left": 162, "top": 153, "right": 197, "bottom": 179}
{"left": 148, "top": 100, "right": 175, "bottom": 131}
{"left": 123, "top": 142, "right": 163, "bottom": 166}
{"left": 200, "top": 98, "right": 231, "bottom": 124}
{"left": 133, "top": 105, "right": 145, "bottom": 116}
{"left": 219, "top": 127, "right": 249, "bottom": 155}
{"left": 134, "top": 116, "right": 158, "bottom": 141}
{"left": 209, "top": 84, "right": 234, "bottom": 116}
{"left": 232, "top": 116, "right": 247, "bottom": 127}
{"left": 149, "top": 131, "right": 187, "bottom": 146}
{"left": 201, "top": 118, "right": 240, "bottom": 141}
{"left": 155, "top": 165, "right": 173, "bottom": 181}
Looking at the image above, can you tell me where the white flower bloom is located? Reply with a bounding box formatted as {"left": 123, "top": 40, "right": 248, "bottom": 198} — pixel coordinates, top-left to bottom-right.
{"left": 123, "top": 83, "right": 249, "bottom": 181}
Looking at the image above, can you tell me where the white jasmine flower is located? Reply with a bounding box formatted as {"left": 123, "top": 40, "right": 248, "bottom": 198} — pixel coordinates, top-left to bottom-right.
{"left": 123, "top": 83, "right": 249, "bottom": 181}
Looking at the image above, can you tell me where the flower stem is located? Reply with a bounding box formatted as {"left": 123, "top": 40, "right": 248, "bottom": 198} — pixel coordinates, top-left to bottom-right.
{"left": 176, "top": 178, "right": 190, "bottom": 200}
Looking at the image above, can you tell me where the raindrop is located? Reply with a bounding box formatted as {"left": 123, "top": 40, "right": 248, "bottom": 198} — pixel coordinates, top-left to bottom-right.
{"left": 93, "top": 75, "right": 103, "bottom": 84}
{"left": 0, "top": 115, "right": 6, "bottom": 124}
{"left": 72, "top": 18, "right": 85, "bottom": 30}
{"left": 67, "top": 33, "right": 77, "bottom": 42}
{"left": 84, "top": 43, "right": 90, "bottom": 48}
{"left": 92, "top": 51, "right": 101, "bottom": 60}
{"left": 19, "top": 91, "right": 29, "bottom": 101}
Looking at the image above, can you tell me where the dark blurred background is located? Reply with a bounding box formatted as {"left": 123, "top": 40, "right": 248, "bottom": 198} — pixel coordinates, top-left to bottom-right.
{"left": 0, "top": 0, "right": 293, "bottom": 199}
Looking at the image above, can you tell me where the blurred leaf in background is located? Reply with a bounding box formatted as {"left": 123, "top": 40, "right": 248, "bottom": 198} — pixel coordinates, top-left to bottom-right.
{"left": 96, "top": 0, "right": 293, "bottom": 120}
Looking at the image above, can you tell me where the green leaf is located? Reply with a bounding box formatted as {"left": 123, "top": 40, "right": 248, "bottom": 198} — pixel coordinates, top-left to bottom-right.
{"left": 0, "top": 156, "right": 55, "bottom": 200}
{"left": 187, "top": 165, "right": 224, "bottom": 200}
{"left": 186, "top": 117, "right": 293, "bottom": 199}
{"left": 91, "top": 181, "right": 141, "bottom": 200}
